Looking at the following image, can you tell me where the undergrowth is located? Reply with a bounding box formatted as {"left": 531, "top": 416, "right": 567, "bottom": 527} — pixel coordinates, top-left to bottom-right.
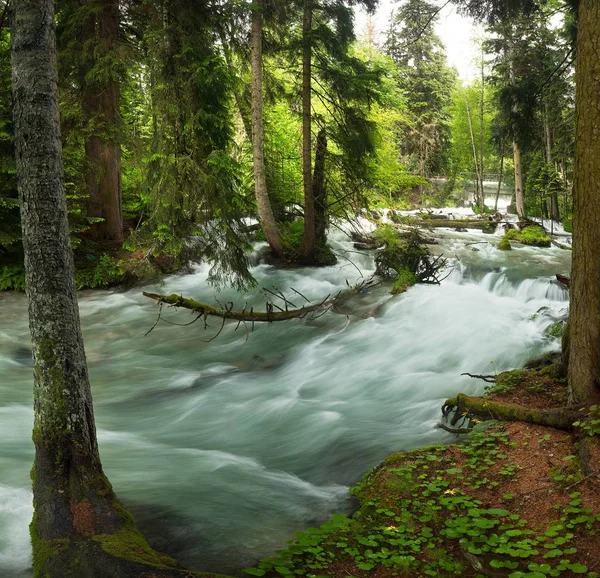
{"left": 244, "top": 426, "right": 599, "bottom": 578}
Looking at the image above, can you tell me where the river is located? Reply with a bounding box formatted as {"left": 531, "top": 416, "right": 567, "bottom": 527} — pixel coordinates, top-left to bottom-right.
{"left": 0, "top": 221, "right": 571, "bottom": 577}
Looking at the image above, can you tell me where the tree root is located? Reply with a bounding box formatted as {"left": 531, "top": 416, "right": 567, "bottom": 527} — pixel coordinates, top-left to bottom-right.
{"left": 442, "top": 393, "right": 583, "bottom": 431}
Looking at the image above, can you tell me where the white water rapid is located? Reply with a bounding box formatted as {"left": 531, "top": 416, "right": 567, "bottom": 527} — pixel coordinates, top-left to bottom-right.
{"left": 0, "top": 224, "right": 571, "bottom": 577}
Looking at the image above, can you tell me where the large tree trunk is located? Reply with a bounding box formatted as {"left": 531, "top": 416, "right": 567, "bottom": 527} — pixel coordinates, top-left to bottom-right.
{"left": 302, "top": 0, "right": 315, "bottom": 260}
{"left": 251, "top": 0, "right": 283, "bottom": 257}
{"left": 568, "top": 0, "right": 600, "bottom": 405}
{"left": 513, "top": 140, "right": 525, "bottom": 218}
{"left": 82, "top": 0, "right": 123, "bottom": 245}
{"left": 11, "top": 2, "right": 205, "bottom": 576}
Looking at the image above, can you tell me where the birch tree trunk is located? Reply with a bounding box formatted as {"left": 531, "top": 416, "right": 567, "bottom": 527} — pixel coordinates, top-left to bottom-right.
{"left": 251, "top": 0, "right": 283, "bottom": 257}
{"left": 568, "top": 0, "right": 600, "bottom": 405}
{"left": 466, "top": 97, "right": 482, "bottom": 210}
{"left": 11, "top": 2, "right": 206, "bottom": 575}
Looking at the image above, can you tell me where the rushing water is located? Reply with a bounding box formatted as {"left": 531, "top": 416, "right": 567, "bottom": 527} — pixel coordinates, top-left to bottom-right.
{"left": 0, "top": 224, "right": 571, "bottom": 577}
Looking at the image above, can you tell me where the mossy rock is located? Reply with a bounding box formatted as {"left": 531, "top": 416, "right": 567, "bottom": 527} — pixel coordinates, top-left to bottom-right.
{"left": 391, "top": 268, "right": 418, "bottom": 295}
{"left": 504, "top": 226, "right": 551, "bottom": 247}
{"left": 498, "top": 237, "right": 512, "bottom": 251}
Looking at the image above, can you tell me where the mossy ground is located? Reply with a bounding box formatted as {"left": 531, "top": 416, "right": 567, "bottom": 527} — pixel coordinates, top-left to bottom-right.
{"left": 245, "top": 368, "right": 600, "bottom": 578}
{"left": 504, "top": 226, "right": 552, "bottom": 248}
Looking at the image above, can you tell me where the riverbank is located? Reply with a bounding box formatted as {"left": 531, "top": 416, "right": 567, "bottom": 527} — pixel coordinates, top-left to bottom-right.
{"left": 245, "top": 366, "right": 600, "bottom": 578}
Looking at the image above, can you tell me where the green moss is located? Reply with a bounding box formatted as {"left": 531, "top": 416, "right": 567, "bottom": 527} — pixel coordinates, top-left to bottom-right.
{"left": 391, "top": 267, "right": 418, "bottom": 294}
{"left": 544, "top": 320, "right": 566, "bottom": 339}
{"left": 497, "top": 237, "right": 512, "bottom": 251}
{"left": 93, "top": 524, "right": 178, "bottom": 569}
{"left": 30, "top": 511, "right": 69, "bottom": 578}
{"left": 563, "top": 219, "right": 573, "bottom": 233}
{"left": 504, "top": 225, "right": 552, "bottom": 247}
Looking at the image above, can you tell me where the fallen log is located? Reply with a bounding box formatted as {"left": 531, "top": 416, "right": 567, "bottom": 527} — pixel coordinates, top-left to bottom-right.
{"left": 441, "top": 393, "right": 582, "bottom": 431}
{"left": 556, "top": 274, "right": 570, "bottom": 288}
{"left": 412, "top": 219, "right": 497, "bottom": 232}
{"left": 143, "top": 292, "right": 332, "bottom": 322}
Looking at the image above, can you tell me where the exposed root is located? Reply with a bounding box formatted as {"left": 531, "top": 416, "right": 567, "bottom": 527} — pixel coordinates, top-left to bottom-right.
{"left": 442, "top": 393, "right": 582, "bottom": 431}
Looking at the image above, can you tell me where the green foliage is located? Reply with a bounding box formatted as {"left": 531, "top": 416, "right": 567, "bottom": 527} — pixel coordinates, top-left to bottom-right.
{"left": 392, "top": 268, "right": 418, "bottom": 295}
{"left": 573, "top": 406, "right": 600, "bottom": 437}
{"left": 374, "top": 226, "right": 428, "bottom": 279}
{"left": 0, "top": 265, "right": 26, "bottom": 292}
{"left": 74, "top": 254, "right": 125, "bottom": 290}
{"left": 525, "top": 153, "right": 565, "bottom": 218}
{"left": 504, "top": 226, "right": 552, "bottom": 247}
{"left": 498, "top": 237, "right": 512, "bottom": 250}
{"left": 279, "top": 220, "right": 336, "bottom": 266}
{"left": 384, "top": 0, "right": 456, "bottom": 177}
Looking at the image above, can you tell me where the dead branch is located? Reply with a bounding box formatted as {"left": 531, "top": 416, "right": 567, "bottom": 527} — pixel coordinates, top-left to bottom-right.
{"left": 461, "top": 373, "right": 497, "bottom": 383}
{"left": 143, "top": 292, "right": 334, "bottom": 323}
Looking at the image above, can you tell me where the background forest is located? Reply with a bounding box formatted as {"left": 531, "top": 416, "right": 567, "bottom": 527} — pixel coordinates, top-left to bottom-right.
{"left": 0, "top": 0, "right": 574, "bottom": 291}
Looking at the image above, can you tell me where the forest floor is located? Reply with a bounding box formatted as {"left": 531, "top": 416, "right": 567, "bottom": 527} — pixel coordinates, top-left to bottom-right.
{"left": 245, "top": 366, "right": 600, "bottom": 578}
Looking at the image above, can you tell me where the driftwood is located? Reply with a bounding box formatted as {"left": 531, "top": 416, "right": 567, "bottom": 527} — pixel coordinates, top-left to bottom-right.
{"left": 143, "top": 292, "right": 333, "bottom": 322}
{"left": 556, "top": 274, "right": 570, "bottom": 288}
{"left": 441, "top": 393, "right": 582, "bottom": 431}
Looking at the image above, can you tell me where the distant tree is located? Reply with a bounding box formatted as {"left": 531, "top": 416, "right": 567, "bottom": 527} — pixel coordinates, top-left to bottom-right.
{"left": 384, "top": 0, "right": 456, "bottom": 182}
{"left": 57, "top": 0, "right": 125, "bottom": 244}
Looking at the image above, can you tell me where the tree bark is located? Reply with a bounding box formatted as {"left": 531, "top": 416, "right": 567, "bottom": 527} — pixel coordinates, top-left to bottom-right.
{"left": 302, "top": 0, "right": 315, "bottom": 260}
{"left": 568, "top": 0, "right": 600, "bottom": 405}
{"left": 479, "top": 53, "right": 485, "bottom": 212}
{"left": 466, "top": 97, "right": 482, "bottom": 211}
{"left": 513, "top": 140, "right": 525, "bottom": 218}
{"left": 251, "top": 0, "right": 283, "bottom": 257}
{"left": 11, "top": 2, "right": 212, "bottom": 576}
{"left": 82, "top": 0, "right": 123, "bottom": 245}
{"left": 313, "top": 127, "right": 327, "bottom": 246}
{"left": 494, "top": 137, "right": 505, "bottom": 213}
{"left": 544, "top": 101, "right": 560, "bottom": 221}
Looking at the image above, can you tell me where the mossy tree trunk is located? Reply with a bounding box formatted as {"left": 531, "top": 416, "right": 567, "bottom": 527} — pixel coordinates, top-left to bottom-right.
{"left": 11, "top": 3, "right": 215, "bottom": 576}
{"left": 568, "top": 0, "right": 600, "bottom": 405}
{"left": 82, "top": 0, "right": 123, "bottom": 245}
{"left": 302, "top": 0, "right": 315, "bottom": 260}
{"left": 251, "top": 0, "right": 283, "bottom": 257}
